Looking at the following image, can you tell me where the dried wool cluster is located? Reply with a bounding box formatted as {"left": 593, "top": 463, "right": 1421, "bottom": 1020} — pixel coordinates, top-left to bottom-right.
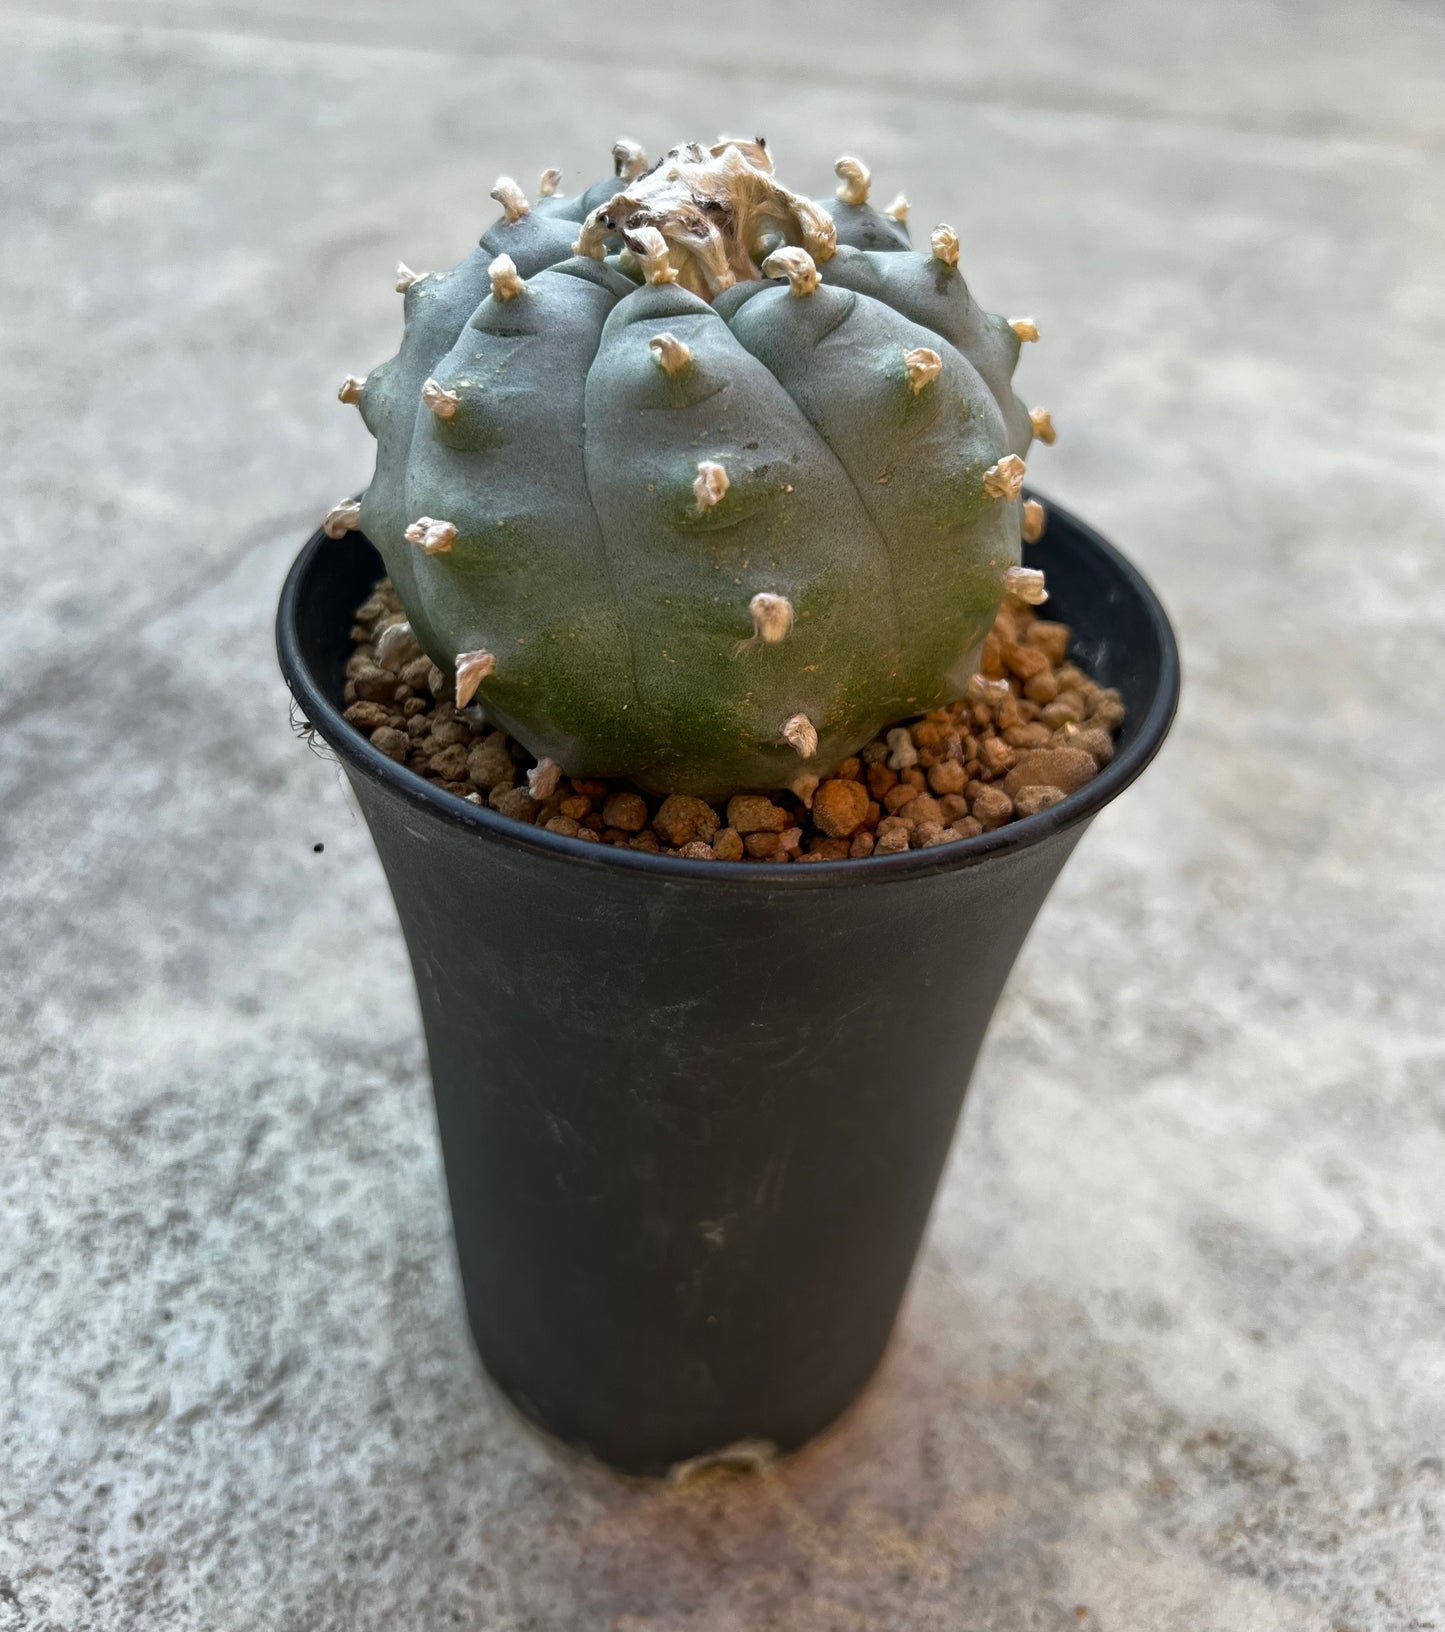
{"left": 328, "top": 136, "right": 1057, "bottom": 794}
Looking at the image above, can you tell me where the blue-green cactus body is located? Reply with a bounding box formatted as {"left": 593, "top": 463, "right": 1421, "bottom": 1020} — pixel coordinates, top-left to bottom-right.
{"left": 346, "top": 139, "right": 1041, "bottom": 795}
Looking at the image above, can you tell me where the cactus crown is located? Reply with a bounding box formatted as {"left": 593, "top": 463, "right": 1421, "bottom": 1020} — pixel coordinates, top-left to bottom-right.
{"left": 339, "top": 136, "right": 1050, "bottom": 796}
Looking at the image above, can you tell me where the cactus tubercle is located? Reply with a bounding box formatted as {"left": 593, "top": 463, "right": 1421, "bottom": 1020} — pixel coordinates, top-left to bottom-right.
{"left": 748, "top": 592, "right": 795, "bottom": 644}
{"left": 834, "top": 155, "right": 870, "bottom": 206}
{"left": 983, "top": 454, "right": 1027, "bottom": 501}
{"left": 694, "top": 461, "right": 729, "bottom": 511}
{"left": 421, "top": 377, "right": 460, "bottom": 420}
{"left": 489, "top": 176, "right": 530, "bottom": 224}
{"left": 337, "top": 374, "right": 366, "bottom": 405}
{"left": 649, "top": 332, "right": 693, "bottom": 375}
{"left": 1022, "top": 498, "right": 1047, "bottom": 543}
{"left": 1002, "top": 565, "right": 1048, "bottom": 604}
{"left": 454, "top": 650, "right": 496, "bottom": 708}
{"left": 323, "top": 499, "right": 361, "bottom": 539}
{"left": 782, "top": 713, "right": 818, "bottom": 759}
{"left": 1029, "top": 406, "right": 1056, "bottom": 445}
{"left": 761, "top": 246, "right": 820, "bottom": 295}
{"left": 904, "top": 346, "right": 942, "bottom": 395}
{"left": 405, "top": 516, "right": 458, "bottom": 555}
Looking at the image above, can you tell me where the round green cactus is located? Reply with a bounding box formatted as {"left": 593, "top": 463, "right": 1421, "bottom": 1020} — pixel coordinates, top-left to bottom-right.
{"left": 330, "top": 138, "right": 1052, "bottom": 796}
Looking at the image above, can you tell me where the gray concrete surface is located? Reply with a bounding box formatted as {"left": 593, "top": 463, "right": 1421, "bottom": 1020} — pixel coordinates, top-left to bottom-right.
{"left": 3, "top": 2, "right": 1443, "bottom": 1626}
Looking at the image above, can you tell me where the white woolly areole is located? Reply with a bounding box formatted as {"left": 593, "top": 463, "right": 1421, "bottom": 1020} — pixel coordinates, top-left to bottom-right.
{"left": 395, "top": 262, "right": 424, "bottom": 292}
{"left": 904, "top": 347, "right": 942, "bottom": 394}
{"left": 489, "top": 176, "right": 530, "bottom": 224}
{"left": 612, "top": 138, "right": 648, "bottom": 181}
{"left": 748, "top": 592, "right": 795, "bottom": 644}
{"left": 1022, "top": 498, "right": 1047, "bottom": 543}
{"left": 337, "top": 374, "right": 366, "bottom": 404}
{"left": 782, "top": 713, "right": 818, "bottom": 759}
{"left": 537, "top": 166, "right": 562, "bottom": 198}
{"left": 421, "top": 377, "right": 460, "bottom": 419}
{"left": 762, "top": 245, "right": 820, "bottom": 295}
{"left": 323, "top": 499, "right": 361, "bottom": 539}
{"left": 884, "top": 193, "right": 909, "bottom": 223}
{"left": 1029, "top": 406, "right": 1056, "bottom": 445}
{"left": 488, "top": 252, "right": 524, "bottom": 301}
{"left": 694, "top": 461, "right": 729, "bottom": 510}
{"left": 404, "top": 516, "right": 458, "bottom": 555}
{"left": 648, "top": 332, "right": 693, "bottom": 375}
{"left": 930, "top": 225, "right": 960, "bottom": 266}
{"left": 833, "top": 155, "right": 870, "bottom": 206}
{"left": 983, "top": 454, "right": 1027, "bottom": 501}
{"left": 1010, "top": 316, "right": 1040, "bottom": 342}
{"left": 1003, "top": 565, "right": 1048, "bottom": 605}
{"left": 626, "top": 225, "right": 679, "bottom": 285}
{"left": 454, "top": 650, "right": 496, "bottom": 709}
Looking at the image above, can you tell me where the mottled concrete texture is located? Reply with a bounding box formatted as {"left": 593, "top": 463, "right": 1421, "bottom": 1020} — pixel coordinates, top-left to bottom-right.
{"left": 3, "top": 2, "right": 1444, "bottom": 1627}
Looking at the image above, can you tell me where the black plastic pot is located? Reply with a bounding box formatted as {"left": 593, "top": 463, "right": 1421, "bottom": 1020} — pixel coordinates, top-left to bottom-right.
{"left": 277, "top": 497, "right": 1179, "bottom": 1474}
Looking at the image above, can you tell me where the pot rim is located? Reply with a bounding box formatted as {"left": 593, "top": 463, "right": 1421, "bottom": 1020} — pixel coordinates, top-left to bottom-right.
{"left": 276, "top": 492, "right": 1180, "bottom": 888}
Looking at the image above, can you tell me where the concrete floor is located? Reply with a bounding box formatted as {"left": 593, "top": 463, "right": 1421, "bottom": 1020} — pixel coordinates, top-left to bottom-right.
{"left": 3, "top": 2, "right": 1444, "bottom": 1626}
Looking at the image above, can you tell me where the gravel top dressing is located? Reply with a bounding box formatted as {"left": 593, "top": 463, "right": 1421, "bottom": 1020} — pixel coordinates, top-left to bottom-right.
{"left": 339, "top": 579, "right": 1124, "bottom": 863}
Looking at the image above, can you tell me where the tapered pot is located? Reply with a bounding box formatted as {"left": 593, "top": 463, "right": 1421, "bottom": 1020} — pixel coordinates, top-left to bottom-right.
{"left": 277, "top": 495, "right": 1179, "bottom": 1474}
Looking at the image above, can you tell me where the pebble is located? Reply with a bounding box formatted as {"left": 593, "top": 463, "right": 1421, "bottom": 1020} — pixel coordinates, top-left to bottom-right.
{"left": 885, "top": 727, "right": 919, "bottom": 771}
{"left": 971, "top": 785, "right": 1014, "bottom": 829}
{"left": 866, "top": 763, "right": 898, "bottom": 799}
{"left": 369, "top": 726, "right": 409, "bottom": 763}
{"left": 339, "top": 577, "right": 1125, "bottom": 864}
{"left": 1002, "top": 747, "right": 1098, "bottom": 799}
{"left": 467, "top": 734, "right": 514, "bottom": 789}
{"left": 1014, "top": 785, "right": 1067, "bottom": 817}
{"left": 601, "top": 791, "right": 648, "bottom": 832}
{"left": 428, "top": 744, "right": 469, "bottom": 782}
{"left": 906, "top": 793, "right": 946, "bottom": 829}
{"left": 927, "top": 760, "right": 967, "bottom": 796}
{"left": 352, "top": 664, "right": 399, "bottom": 704}
{"left": 527, "top": 759, "right": 563, "bottom": 800}
{"left": 1065, "top": 726, "right": 1115, "bottom": 765}
{"left": 653, "top": 795, "right": 720, "bottom": 847}
{"left": 376, "top": 620, "right": 422, "bottom": 671}
{"left": 490, "top": 786, "right": 539, "bottom": 822}
{"left": 812, "top": 779, "right": 870, "bottom": 837}
{"left": 1026, "top": 621, "right": 1071, "bottom": 665}
{"left": 344, "top": 701, "right": 392, "bottom": 732}
{"left": 711, "top": 828, "right": 745, "bottom": 862}
{"left": 727, "top": 794, "right": 789, "bottom": 834}
{"left": 978, "top": 737, "right": 1016, "bottom": 777}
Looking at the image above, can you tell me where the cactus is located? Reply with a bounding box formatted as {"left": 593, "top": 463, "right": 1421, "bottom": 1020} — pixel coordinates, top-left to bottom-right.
{"left": 338, "top": 137, "right": 1050, "bottom": 796}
